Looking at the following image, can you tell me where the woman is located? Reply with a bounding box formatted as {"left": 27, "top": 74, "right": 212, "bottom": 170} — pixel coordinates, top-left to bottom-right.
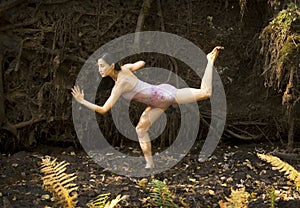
{"left": 71, "top": 46, "right": 223, "bottom": 168}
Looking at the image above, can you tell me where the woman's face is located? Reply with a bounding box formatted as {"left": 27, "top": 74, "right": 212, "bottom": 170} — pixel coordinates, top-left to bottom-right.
{"left": 97, "top": 58, "right": 113, "bottom": 77}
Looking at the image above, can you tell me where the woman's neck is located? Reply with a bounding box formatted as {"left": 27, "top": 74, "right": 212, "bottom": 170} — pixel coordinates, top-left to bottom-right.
{"left": 109, "top": 70, "right": 119, "bottom": 81}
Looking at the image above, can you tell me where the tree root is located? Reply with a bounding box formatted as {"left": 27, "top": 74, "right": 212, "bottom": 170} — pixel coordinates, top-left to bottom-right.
{"left": 224, "top": 128, "right": 263, "bottom": 140}
{"left": 134, "top": 0, "right": 154, "bottom": 46}
{"left": 0, "top": 54, "right": 5, "bottom": 127}
{"left": 201, "top": 113, "right": 266, "bottom": 141}
{"left": 25, "top": 47, "right": 86, "bottom": 63}
{"left": 273, "top": 150, "right": 300, "bottom": 161}
{"left": 41, "top": 0, "right": 72, "bottom": 5}
{"left": 0, "top": 0, "right": 24, "bottom": 18}
{"left": 1, "top": 116, "right": 69, "bottom": 137}
{"left": 0, "top": 18, "right": 39, "bottom": 32}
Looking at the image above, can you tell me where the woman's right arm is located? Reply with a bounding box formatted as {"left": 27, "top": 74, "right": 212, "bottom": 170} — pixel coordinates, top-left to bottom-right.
{"left": 71, "top": 84, "right": 124, "bottom": 115}
{"left": 71, "top": 86, "right": 106, "bottom": 114}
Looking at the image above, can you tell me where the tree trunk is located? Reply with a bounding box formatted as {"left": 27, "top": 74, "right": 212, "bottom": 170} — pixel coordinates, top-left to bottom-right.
{"left": 0, "top": 54, "right": 6, "bottom": 126}
{"left": 134, "top": 0, "right": 153, "bottom": 46}
{"left": 287, "top": 105, "right": 295, "bottom": 152}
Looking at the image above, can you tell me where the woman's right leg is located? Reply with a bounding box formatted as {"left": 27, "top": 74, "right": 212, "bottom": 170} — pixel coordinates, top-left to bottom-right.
{"left": 175, "top": 46, "right": 223, "bottom": 104}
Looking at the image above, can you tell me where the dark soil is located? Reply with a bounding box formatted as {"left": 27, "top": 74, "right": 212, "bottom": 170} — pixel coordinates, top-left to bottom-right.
{"left": 1, "top": 0, "right": 300, "bottom": 207}
{"left": 1, "top": 140, "right": 300, "bottom": 208}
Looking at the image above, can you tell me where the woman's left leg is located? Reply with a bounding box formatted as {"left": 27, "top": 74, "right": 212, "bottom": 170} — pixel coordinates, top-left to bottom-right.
{"left": 136, "top": 106, "right": 166, "bottom": 168}
{"left": 175, "top": 46, "right": 223, "bottom": 104}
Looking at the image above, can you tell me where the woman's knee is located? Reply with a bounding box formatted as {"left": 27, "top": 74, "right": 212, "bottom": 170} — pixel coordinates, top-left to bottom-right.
{"left": 136, "top": 112, "right": 151, "bottom": 135}
{"left": 136, "top": 121, "right": 149, "bottom": 138}
{"left": 200, "top": 88, "right": 211, "bottom": 99}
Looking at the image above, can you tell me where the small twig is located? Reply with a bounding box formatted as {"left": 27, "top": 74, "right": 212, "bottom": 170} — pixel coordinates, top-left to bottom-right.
{"left": 9, "top": 28, "right": 53, "bottom": 33}
{"left": 293, "top": 95, "right": 300, "bottom": 106}
{"left": 14, "top": 39, "right": 24, "bottom": 72}
{"left": 156, "top": 0, "right": 165, "bottom": 31}
{"left": 1, "top": 116, "right": 69, "bottom": 131}
{"left": 41, "top": 0, "right": 71, "bottom": 5}
{"left": 232, "top": 121, "right": 268, "bottom": 126}
{"left": 272, "top": 116, "right": 284, "bottom": 146}
{"left": 0, "top": 18, "right": 39, "bottom": 32}
{"left": 225, "top": 128, "right": 263, "bottom": 140}
{"left": 291, "top": 36, "right": 299, "bottom": 47}
{"left": 227, "top": 124, "right": 254, "bottom": 137}
{"left": 255, "top": 124, "right": 273, "bottom": 145}
{"left": 10, "top": 117, "right": 46, "bottom": 129}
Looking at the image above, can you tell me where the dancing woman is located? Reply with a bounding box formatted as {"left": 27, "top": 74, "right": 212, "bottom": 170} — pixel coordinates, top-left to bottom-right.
{"left": 72, "top": 46, "right": 223, "bottom": 168}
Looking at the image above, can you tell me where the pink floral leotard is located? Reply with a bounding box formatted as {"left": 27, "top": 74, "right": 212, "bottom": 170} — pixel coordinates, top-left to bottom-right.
{"left": 122, "top": 80, "right": 177, "bottom": 108}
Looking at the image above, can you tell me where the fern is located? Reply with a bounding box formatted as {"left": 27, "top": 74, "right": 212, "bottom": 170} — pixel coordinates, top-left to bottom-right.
{"left": 149, "top": 179, "right": 179, "bottom": 208}
{"left": 218, "top": 187, "right": 250, "bottom": 208}
{"left": 257, "top": 153, "right": 300, "bottom": 190}
{"left": 87, "top": 193, "right": 125, "bottom": 208}
{"left": 267, "top": 187, "right": 277, "bottom": 208}
{"left": 40, "top": 156, "right": 78, "bottom": 208}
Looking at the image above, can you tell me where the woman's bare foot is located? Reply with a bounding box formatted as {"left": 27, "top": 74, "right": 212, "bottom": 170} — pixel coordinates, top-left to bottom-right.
{"left": 145, "top": 164, "right": 155, "bottom": 169}
{"left": 207, "top": 46, "right": 224, "bottom": 63}
{"left": 145, "top": 157, "right": 155, "bottom": 169}
{"left": 145, "top": 161, "right": 155, "bottom": 169}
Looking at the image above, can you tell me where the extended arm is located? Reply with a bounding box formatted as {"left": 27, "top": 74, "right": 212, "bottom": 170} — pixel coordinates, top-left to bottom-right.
{"left": 123, "top": 61, "right": 145, "bottom": 72}
{"left": 71, "top": 85, "right": 122, "bottom": 115}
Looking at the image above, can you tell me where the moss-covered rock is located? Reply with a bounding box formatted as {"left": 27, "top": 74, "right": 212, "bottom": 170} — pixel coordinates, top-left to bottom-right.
{"left": 259, "top": 2, "right": 299, "bottom": 93}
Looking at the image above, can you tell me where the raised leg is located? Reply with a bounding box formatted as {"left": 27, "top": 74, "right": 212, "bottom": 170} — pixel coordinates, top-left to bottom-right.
{"left": 136, "top": 107, "right": 166, "bottom": 168}
{"left": 175, "top": 46, "right": 223, "bottom": 104}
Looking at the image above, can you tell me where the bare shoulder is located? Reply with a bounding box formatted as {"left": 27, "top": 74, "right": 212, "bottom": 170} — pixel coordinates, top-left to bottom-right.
{"left": 120, "top": 65, "right": 132, "bottom": 73}
{"left": 115, "top": 68, "right": 137, "bottom": 90}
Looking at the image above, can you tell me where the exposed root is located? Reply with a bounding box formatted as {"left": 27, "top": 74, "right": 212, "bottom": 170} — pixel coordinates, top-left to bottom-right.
{"left": 258, "top": 2, "right": 300, "bottom": 150}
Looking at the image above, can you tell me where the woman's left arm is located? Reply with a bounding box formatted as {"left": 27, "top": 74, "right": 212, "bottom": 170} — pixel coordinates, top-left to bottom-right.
{"left": 123, "top": 61, "right": 145, "bottom": 72}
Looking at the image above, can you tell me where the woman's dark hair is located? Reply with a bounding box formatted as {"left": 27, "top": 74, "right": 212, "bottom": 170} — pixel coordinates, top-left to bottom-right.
{"left": 98, "top": 53, "right": 121, "bottom": 90}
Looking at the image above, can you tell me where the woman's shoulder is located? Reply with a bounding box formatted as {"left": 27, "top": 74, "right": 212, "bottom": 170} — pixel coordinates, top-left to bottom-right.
{"left": 117, "top": 67, "right": 137, "bottom": 84}
{"left": 120, "top": 65, "right": 135, "bottom": 76}
{"left": 115, "top": 73, "right": 138, "bottom": 92}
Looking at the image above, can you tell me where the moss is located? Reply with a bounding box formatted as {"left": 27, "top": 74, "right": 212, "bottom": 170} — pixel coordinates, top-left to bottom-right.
{"left": 259, "top": 2, "right": 299, "bottom": 92}
{"left": 265, "top": 3, "right": 299, "bottom": 39}
{"left": 271, "top": 3, "right": 298, "bottom": 27}
{"left": 279, "top": 35, "right": 300, "bottom": 63}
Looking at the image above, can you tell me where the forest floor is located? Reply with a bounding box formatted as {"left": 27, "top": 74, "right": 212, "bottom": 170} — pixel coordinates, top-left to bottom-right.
{"left": 1, "top": 1, "right": 300, "bottom": 207}
{"left": 1, "top": 139, "right": 300, "bottom": 208}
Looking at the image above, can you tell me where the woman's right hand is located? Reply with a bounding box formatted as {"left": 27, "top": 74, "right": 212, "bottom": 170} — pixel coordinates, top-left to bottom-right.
{"left": 71, "top": 86, "right": 85, "bottom": 104}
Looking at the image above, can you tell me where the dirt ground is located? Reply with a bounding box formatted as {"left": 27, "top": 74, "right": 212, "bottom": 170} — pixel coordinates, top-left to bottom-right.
{"left": 1, "top": 1, "right": 300, "bottom": 207}
{"left": 1, "top": 139, "right": 300, "bottom": 208}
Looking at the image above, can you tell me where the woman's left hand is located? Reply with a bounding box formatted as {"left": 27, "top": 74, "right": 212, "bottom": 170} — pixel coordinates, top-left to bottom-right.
{"left": 71, "top": 86, "right": 85, "bottom": 104}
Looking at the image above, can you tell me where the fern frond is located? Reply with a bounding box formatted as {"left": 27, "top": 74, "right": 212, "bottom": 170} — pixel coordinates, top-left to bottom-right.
{"left": 40, "top": 156, "right": 78, "bottom": 208}
{"left": 267, "top": 187, "right": 277, "bottom": 208}
{"left": 257, "top": 153, "right": 300, "bottom": 190}
{"left": 87, "top": 193, "right": 110, "bottom": 208}
{"left": 149, "top": 179, "right": 179, "bottom": 208}
{"left": 87, "top": 193, "right": 125, "bottom": 208}
{"left": 218, "top": 187, "right": 250, "bottom": 208}
{"left": 104, "top": 195, "right": 126, "bottom": 208}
